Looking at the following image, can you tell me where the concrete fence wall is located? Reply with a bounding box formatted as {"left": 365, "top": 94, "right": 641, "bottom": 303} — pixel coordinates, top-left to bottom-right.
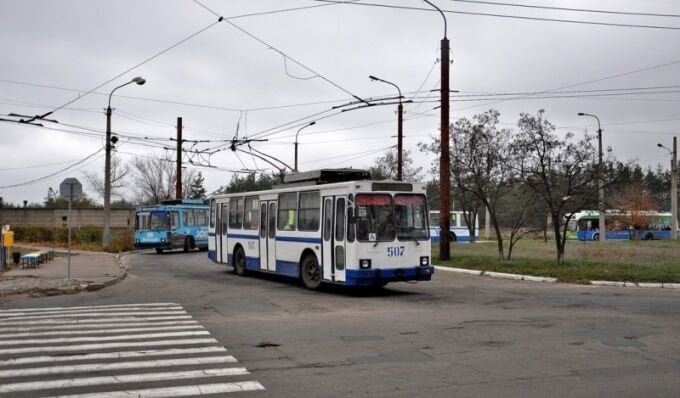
{"left": 0, "top": 208, "right": 135, "bottom": 229}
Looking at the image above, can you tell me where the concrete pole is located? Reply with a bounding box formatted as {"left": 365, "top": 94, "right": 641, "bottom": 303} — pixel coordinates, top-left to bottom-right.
{"left": 176, "top": 117, "right": 183, "bottom": 200}
{"left": 672, "top": 136, "right": 678, "bottom": 239}
{"left": 598, "top": 125, "right": 606, "bottom": 242}
{"left": 103, "top": 106, "right": 112, "bottom": 247}
{"left": 397, "top": 101, "right": 403, "bottom": 181}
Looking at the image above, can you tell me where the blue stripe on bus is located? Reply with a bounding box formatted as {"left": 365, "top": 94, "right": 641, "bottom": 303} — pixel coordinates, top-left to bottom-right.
{"left": 345, "top": 266, "right": 434, "bottom": 286}
{"left": 227, "top": 233, "right": 259, "bottom": 240}
{"left": 276, "top": 260, "right": 299, "bottom": 277}
{"left": 275, "top": 236, "right": 323, "bottom": 244}
{"left": 208, "top": 232, "right": 215, "bottom": 237}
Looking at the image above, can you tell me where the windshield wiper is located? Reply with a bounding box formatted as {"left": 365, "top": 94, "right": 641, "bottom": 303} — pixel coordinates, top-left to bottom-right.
{"left": 400, "top": 234, "right": 420, "bottom": 246}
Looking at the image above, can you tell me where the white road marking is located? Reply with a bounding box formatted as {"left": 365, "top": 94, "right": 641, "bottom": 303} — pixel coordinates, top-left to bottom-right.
{"left": 0, "top": 355, "right": 238, "bottom": 378}
{"left": 0, "top": 306, "right": 184, "bottom": 317}
{"left": 0, "top": 331, "right": 210, "bottom": 346}
{"left": 0, "top": 367, "right": 250, "bottom": 393}
{"left": 0, "top": 324, "right": 204, "bottom": 339}
{"left": 0, "top": 346, "right": 228, "bottom": 366}
{"left": 0, "top": 315, "right": 193, "bottom": 326}
{"left": 0, "top": 320, "right": 200, "bottom": 333}
{"left": 53, "top": 381, "right": 266, "bottom": 398}
{"left": 0, "top": 338, "right": 219, "bottom": 355}
{"left": 0, "top": 311, "right": 189, "bottom": 321}
{"left": 0, "top": 303, "right": 179, "bottom": 313}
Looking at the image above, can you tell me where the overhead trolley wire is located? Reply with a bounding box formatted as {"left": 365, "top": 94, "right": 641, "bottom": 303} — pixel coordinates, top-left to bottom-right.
{"left": 192, "top": 0, "right": 367, "bottom": 103}
{"left": 448, "top": 0, "right": 680, "bottom": 19}
{"left": 315, "top": 0, "right": 680, "bottom": 31}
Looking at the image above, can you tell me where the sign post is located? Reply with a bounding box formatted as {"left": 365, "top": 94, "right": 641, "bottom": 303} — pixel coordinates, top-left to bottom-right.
{"left": 60, "top": 178, "right": 82, "bottom": 279}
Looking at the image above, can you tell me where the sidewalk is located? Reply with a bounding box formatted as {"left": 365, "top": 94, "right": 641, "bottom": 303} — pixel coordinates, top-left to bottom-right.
{"left": 0, "top": 248, "right": 127, "bottom": 297}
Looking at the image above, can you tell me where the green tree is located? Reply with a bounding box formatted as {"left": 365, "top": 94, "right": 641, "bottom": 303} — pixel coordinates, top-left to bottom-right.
{"left": 189, "top": 172, "right": 207, "bottom": 199}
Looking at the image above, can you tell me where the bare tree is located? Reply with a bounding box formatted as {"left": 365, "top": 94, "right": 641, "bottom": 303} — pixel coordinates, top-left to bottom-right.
{"left": 511, "top": 110, "right": 619, "bottom": 264}
{"left": 132, "top": 154, "right": 177, "bottom": 204}
{"left": 369, "top": 148, "right": 422, "bottom": 181}
{"left": 83, "top": 154, "right": 130, "bottom": 202}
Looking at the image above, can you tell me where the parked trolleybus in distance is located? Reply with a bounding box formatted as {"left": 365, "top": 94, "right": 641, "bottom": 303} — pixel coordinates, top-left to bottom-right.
{"left": 428, "top": 210, "right": 479, "bottom": 243}
{"left": 567, "top": 210, "right": 676, "bottom": 241}
{"left": 208, "top": 169, "right": 434, "bottom": 289}
{"left": 135, "top": 199, "right": 209, "bottom": 253}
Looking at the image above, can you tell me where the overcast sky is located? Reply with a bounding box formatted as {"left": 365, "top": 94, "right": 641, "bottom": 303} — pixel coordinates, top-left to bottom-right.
{"left": 1, "top": 0, "right": 679, "bottom": 205}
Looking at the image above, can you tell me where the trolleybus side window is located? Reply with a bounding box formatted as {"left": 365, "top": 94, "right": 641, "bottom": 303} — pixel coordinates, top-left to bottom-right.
{"left": 298, "top": 191, "right": 320, "bottom": 231}
{"left": 278, "top": 192, "right": 298, "bottom": 231}
{"left": 170, "top": 211, "right": 180, "bottom": 229}
{"left": 229, "top": 197, "right": 244, "bottom": 229}
{"left": 244, "top": 196, "right": 259, "bottom": 230}
{"left": 347, "top": 194, "right": 355, "bottom": 243}
{"left": 209, "top": 200, "right": 216, "bottom": 229}
{"left": 220, "top": 205, "right": 228, "bottom": 235}
{"left": 323, "top": 199, "right": 332, "bottom": 241}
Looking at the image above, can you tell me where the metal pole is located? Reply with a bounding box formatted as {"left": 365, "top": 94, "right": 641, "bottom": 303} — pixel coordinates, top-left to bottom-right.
{"left": 597, "top": 124, "right": 605, "bottom": 242}
{"left": 672, "top": 136, "right": 678, "bottom": 239}
{"left": 294, "top": 141, "right": 299, "bottom": 172}
{"left": 103, "top": 106, "right": 112, "bottom": 247}
{"left": 176, "top": 117, "right": 183, "bottom": 199}
{"left": 67, "top": 184, "right": 72, "bottom": 279}
{"left": 397, "top": 101, "right": 403, "bottom": 181}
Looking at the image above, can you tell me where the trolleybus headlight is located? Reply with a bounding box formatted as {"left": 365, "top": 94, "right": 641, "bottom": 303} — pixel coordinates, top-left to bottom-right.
{"left": 420, "top": 256, "right": 429, "bottom": 266}
{"left": 359, "top": 259, "right": 371, "bottom": 269}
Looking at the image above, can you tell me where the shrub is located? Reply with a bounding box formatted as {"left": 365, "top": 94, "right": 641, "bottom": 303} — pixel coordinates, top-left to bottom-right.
{"left": 106, "top": 232, "right": 135, "bottom": 253}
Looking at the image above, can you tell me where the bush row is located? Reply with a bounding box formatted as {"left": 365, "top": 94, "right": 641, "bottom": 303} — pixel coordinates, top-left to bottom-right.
{"left": 11, "top": 226, "right": 135, "bottom": 252}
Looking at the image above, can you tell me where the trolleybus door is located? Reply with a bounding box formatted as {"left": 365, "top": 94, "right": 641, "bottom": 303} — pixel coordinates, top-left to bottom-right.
{"left": 322, "top": 196, "right": 347, "bottom": 283}
{"left": 260, "top": 201, "right": 277, "bottom": 272}
{"left": 219, "top": 203, "right": 229, "bottom": 263}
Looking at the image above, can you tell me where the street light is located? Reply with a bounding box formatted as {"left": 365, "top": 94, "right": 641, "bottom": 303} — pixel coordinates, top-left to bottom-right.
{"left": 369, "top": 75, "right": 404, "bottom": 180}
{"left": 424, "top": 0, "right": 451, "bottom": 260}
{"left": 294, "top": 121, "right": 316, "bottom": 172}
{"left": 657, "top": 138, "right": 678, "bottom": 239}
{"left": 103, "top": 76, "right": 146, "bottom": 247}
{"left": 578, "top": 112, "right": 605, "bottom": 242}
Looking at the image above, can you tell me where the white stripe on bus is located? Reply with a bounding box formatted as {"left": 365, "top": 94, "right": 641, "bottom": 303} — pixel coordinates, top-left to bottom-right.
{"left": 53, "top": 381, "right": 265, "bottom": 398}
{"left": 0, "top": 367, "right": 249, "bottom": 393}
{"left": 0, "top": 355, "right": 238, "bottom": 378}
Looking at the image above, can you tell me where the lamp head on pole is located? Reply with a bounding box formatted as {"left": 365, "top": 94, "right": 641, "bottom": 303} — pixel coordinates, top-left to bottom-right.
{"left": 658, "top": 143, "right": 663, "bottom": 148}
{"left": 132, "top": 76, "right": 146, "bottom": 85}
{"left": 369, "top": 75, "right": 379, "bottom": 81}
{"left": 577, "top": 112, "right": 585, "bottom": 116}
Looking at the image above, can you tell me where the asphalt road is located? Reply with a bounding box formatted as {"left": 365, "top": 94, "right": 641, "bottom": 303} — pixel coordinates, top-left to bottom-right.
{"left": 2, "top": 250, "right": 680, "bottom": 397}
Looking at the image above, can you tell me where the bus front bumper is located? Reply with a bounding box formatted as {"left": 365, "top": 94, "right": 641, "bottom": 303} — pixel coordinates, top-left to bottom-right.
{"left": 345, "top": 265, "right": 435, "bottom": 286}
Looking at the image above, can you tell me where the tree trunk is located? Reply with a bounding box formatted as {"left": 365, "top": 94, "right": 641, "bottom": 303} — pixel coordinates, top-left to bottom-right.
{"left": 551, "top": 214, "right": 565, "bottom": 264}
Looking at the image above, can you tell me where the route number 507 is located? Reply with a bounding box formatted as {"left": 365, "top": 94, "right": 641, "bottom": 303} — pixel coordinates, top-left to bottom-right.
{"left": 387, "top": 246, "right": 405, "bottom": 257}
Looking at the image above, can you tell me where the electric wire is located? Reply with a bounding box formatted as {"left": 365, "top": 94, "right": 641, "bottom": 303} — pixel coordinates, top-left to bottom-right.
{"left": 448, "top": 0, "right": 680, "bottom": 19}
{"left": 193, "top": 0, "right": 366, "bottom": 103}
{"left": 0, "top": 147, "right": 104, "bottom": 189}
{"left": 315, "top": 0, "right": 680, "bottom": 31}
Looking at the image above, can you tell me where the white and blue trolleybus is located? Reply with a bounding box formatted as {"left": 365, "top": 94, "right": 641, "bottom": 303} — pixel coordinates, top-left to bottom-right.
{"left": 208, "top": 169, "right": 434, "bottom": 289}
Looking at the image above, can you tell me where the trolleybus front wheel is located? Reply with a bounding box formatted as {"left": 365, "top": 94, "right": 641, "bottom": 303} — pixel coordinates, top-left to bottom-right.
{"left": 301, "top": 254, "right": 322, "bottom": 290}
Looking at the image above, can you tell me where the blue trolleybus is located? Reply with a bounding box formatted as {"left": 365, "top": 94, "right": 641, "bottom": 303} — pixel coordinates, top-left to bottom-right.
{"left": 207, "top": 169, "right": 434, "bottom": 289}
{"left": 135, "top": 199, "right": 209, "bottom": 253}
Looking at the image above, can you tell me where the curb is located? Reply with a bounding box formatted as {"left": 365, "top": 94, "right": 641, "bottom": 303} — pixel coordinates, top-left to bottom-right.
{"left": 434, "top": 266, "right": 680, "bottom": 288}
{"left": 435, "top": 266, "right": 557, "bottom": 283}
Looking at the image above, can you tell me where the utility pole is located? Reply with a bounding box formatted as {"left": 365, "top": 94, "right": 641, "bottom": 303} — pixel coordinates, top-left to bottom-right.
{"left": 672, "top": 136, "right": 678, "bottom": 239}
{"left": 397, "top": 100, "right": 403, "bottom": 181}
{"left": 176, "top": 117, "right": 183, "bottom": 200}
{"left": 578, "top": 112, "right": 605, "bottom": 242}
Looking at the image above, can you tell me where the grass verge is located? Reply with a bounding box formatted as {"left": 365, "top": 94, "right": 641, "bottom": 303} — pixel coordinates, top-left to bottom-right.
{"left": 433, "top": 239, "right": 680, "bottom": 284}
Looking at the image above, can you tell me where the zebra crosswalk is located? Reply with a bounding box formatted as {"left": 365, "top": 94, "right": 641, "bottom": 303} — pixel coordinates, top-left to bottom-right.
{"left": 0, "top": 302, "right": 264, "bottom": 397}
